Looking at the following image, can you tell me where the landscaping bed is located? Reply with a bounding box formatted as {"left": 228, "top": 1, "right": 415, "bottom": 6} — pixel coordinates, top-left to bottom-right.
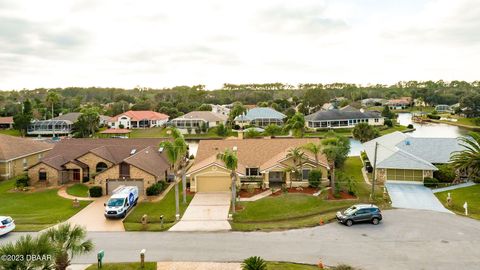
{"left": 271, "top": 187, "right": 318, "bottom": 196}
{"left": 326, "top": 189, "right": 357, "bottom": 200}
{"left": 239, "top": 188, "right": 268, "bottom": 198}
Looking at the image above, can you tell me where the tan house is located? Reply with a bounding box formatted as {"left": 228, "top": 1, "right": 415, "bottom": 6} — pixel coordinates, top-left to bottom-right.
{"left": 28, "top": 138, "right": 172, "bottom": 195}
{"left": 187, "top": 138, "right": 329, "bottom": 192}
{"left": 0, "top": 135, "right": 53, "bottom": 180}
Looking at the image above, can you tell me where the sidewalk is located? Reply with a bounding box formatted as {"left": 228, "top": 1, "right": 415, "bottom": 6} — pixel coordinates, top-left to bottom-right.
{"left": 432, "top": 182, "right": 476, "bottom": 193}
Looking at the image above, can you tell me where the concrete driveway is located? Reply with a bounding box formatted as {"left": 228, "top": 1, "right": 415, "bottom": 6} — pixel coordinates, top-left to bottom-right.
{"left": 385, "top": 182, "right": 451, "bottom": 213}
{"left": 170, "top": 192, "right": 231, "bottom": 231}
{"left": 66, "top": 196, "right": 125, "bottom": 232}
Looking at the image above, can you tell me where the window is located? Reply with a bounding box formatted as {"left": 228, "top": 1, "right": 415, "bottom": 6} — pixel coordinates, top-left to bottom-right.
{"left": 302, "top": 169, "right": 310, "bottom": 180}
{"left": 246, "top": 168, "right": 260, "bottom": 176}
{"left": 23, "top": 158, "right": 27, "bottom": 168}
{"left": 39, "top": 169, "right": 47, "bottom": 181}
{"left": 96, "top": 162, "right": 108, "bottom": 173}
{"left": 374, "top": 118, "right": 379, "bottom": 123}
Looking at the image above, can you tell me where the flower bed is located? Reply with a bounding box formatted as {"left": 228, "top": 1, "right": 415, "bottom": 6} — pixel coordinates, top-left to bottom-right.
{"left": 326, "top": 189, "right": 357, "bottom": 200}
{"left": 271, "top": 187, "right": 319, "bottom": 196}
{"left": 239, "top": 188, "right": 268, "bottom": 198}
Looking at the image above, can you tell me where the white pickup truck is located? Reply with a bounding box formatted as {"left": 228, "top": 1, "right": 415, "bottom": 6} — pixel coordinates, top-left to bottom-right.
{"left": 104, "top": 186, "right": 139, "bottom": 219}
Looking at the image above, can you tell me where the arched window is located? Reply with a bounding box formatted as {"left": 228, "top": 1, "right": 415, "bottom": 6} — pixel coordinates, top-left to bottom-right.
{"left": 39, "top": 168, "right": 47, "bottom": 181}
{"left": 96, "top": 162, "right": 108, "bottom": 173}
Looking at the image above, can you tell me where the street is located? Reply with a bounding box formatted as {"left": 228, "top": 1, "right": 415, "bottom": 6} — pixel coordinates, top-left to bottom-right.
{"left": 2, "top": 209, "right": 480, "bottom": 270}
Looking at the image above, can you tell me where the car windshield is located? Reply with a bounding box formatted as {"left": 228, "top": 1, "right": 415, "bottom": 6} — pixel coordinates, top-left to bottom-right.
{"left": 343, "top": 206, "right": 357, "bottom": 215}
{"left": 1, "top": 218, "right": 12, "bottom": 225}
{"left": 107, "top": 198, "right": 125, "bottom": 207}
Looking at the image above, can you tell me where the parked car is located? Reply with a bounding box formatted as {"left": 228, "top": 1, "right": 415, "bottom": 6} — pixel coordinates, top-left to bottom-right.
{"left": 104, "top": 186, "right": 139, "bottom": 219}
{"left": 336, "top": 204, "right": 382, "bottom": 226}
{"left": 0, "top": 216, "right": 16, "bottom": 236}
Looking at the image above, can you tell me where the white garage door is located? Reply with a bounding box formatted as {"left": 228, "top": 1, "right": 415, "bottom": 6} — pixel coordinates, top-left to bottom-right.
{"left": 106, "top": 179, "right": 144, "bottom": 195}
{"left": 196, "top": 175, "right": 231, "bottom": 192}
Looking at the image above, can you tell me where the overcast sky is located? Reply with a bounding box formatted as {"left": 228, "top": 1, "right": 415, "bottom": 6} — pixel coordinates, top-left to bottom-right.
{"left": 0, "top": 0, "right": 479, "bottom": 90}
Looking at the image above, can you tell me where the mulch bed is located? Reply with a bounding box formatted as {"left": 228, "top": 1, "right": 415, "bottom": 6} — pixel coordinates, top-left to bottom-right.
{"left": 271, "top": 187, "right": 319, "bottom": 196}
{"left": 238, "top": 188, "right": 268, "bottom": 198}
{"left": 326, "top": 189, "right": 357, "bottom": 200}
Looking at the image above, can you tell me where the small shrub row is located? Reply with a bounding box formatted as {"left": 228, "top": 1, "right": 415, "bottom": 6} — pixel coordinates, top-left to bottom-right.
{"left": 423, "top": 177, "right": 439, "bottom": 188}
{"left": 89, "top": 186, "right": 103, "bottom": 197}
{"left": 14, "top": 174, "right": 30, "bottom": 188}
{"left": 427, "top": 114, "right": 441, "bottom": 120}
{"left": 146, "top": 181, "right": 166, "bottom": 196}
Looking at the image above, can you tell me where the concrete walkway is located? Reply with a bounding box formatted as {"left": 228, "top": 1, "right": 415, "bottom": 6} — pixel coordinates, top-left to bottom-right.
{"left": 57, "top": 186, "right": 96, "bottom": 201}
{"left": 385, "top": 182, "right": 451, "bottom": 213}
{"left": 432, "top": 182, "right": 476, "bottom": 193}
{"left": 157, "top": 262, "right": 241, "bottom": 270}
{"left": 170, "top": 193, "right": 231, "bottom": 232}
{"left": 239, "top": 188, "right": 278, "bottom": 202}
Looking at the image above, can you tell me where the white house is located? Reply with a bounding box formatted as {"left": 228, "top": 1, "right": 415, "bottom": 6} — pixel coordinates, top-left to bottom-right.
{"left": 170, "top": 111, "right": 228, "bottom": 132}
{"left": 210, "top": 104, "right": 231, "bottom": 116}
{"left": 108, "top": 110, "right": 169, "bottom": 129}
{"left": 305, "top": 109, "right": 384, "bottom": 129}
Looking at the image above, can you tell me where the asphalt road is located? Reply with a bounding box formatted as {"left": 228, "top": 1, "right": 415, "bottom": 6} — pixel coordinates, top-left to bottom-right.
{"left": 2, "top": 209, "right": 480, "bottom": 270}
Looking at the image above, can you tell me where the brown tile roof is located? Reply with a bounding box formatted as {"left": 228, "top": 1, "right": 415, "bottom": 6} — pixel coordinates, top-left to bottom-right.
{"left": 38, "top": 138, "right": 165, "bottom": 170}
{"left": 188, "top": 138, "right": 328, "bottom": 175}
{"left": 124, "top": 146, "right": 171, "bottom": 179}
{"left": 0, "top": 117, "right": 13, "bottom": 124}
{"left": 0, "top": 135, "right": 52, "bottom": 161}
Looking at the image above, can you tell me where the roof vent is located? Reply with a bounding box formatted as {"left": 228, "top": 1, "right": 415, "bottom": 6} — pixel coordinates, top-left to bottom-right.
{"left": 158, "top": 147, "right": 164, "bottom": 153}
{"left": 130, "top": 149, "right": 137, "bottom": 155}
{"left": 405, "top": 140, "right": 410, "bottom": 146}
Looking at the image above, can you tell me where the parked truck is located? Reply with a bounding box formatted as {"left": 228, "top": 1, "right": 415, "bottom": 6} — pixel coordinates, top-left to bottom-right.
{"left": 104, "top": 186, "right": 139, "bottom": 219}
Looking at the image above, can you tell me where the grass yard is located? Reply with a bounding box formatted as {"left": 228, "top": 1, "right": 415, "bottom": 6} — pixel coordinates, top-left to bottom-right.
{"left": 379, "top": 124, "right": 408, "bottom": 135}
{"left": 0, "top": 129, "right": 21, "bottom": 136}
{"left": 232, "top": 157, "right": 385, "bottom": 231}
{"left": 66, "top": 183, "right": 90, "bottom": 197}
{"left": 0, "top": 179, "right": 90, "bottom": 231}
{"left": 86, "top": 262, "right": 156, "bottom": 270}
{"left": 435, "top": 185, "right": 480, "bottom": 220}
{"left": 304, "top": 124, "right": 408, "bottom": 138}
{"left": 123, "top": 187, "right": 193, "bottom": 231}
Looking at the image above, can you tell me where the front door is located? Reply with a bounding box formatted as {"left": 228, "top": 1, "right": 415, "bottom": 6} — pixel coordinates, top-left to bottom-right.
{"left": 269, "top": 172, "right": 284, "bottom": 184}
{"left": 73, "top": 169, "right": 81, "bottom": 182}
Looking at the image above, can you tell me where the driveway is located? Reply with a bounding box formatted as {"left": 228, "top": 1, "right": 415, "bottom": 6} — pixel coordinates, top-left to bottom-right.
{"left": 385, "top": 182, "right": 451, "bottom": 213}
{"left": 169, "top": 192, "right": 231, "bottom": 231}
{"left": 66, "top": 196, "right": 125, "bottom": 232}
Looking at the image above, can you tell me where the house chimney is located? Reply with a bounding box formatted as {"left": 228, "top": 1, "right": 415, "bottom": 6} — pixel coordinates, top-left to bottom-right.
{"left": 238, "top": 130, "right": 244, "bottom": 140}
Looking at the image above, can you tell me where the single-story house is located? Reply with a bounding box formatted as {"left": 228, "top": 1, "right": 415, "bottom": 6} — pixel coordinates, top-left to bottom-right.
{"left": 210, "top": 104, "right": 231, "bottom": 116}
{"left": 361, "top": 98, "right": 388, "bottom": 107}
{"left": 434, "top": 104, "right": 453, "bottom": 113}
{"left": 339, "top": 105, "right": 360, "bottom": 112}
{"left": 27, "top": 138, "right": 172, "bottom": 195}
{"left": 0, "top": 135, "right": 53, "bottom": 180}
{"left": 363, "top": 132, "right": 464, "bottom": 183}
{"left": 387, "top": 99, "right": 411, "bottom": 110}
{"left": 170, "top": 111, "right": 228, "bottom": 132}
{"left": 53, "top": 112, "right": 111, "bottom": 126}
{"left": 234, "top": 107, "right": 286, "bottom": 128}
{"left": 186, "top": 138, "right": 329, "bottom": 192}
{"left": 305, "top": 109, "right": 384, "bottom": 129}
{"left": 0, "top": 116, "right": 14, "bottom": 129}
{"left": 108, "top": 110, "right": 169, "bottom": 129}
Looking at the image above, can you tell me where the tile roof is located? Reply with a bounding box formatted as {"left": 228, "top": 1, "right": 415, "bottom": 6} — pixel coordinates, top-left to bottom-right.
{"left": 305, "top": 109, "right": 382, "bottom": 121}
{"left": 110, "top": 110, "right": 169, "bottom": 122}
{"left": 172, "top": 111, "right": 228, "bottom": 122}
{"left": 188, "top": 138, "right": 328, "bottom": 175}
{"left": 0, "top": 134, "right": 53, "bottom": 161}
{"left": 234, "top": 108, "right": 286, "bottom": 121}
{"left": 0, "top": 116, "right": 13, "bottom": 124}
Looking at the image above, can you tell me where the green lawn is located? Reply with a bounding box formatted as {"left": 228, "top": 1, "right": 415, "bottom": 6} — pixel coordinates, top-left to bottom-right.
{"left": 0, "top": 129, "right": 21, "bottom": 136}
{"left": 232, "top": 157, "right": 385, "bottom": 231}
{"left": 266, "top": 262, "right": 319, "bottom": 269}
{"left": 304, "top": 124, "right": 408, "bottom": 138}
{"left": 455, "top": 117, "right": 479, "bottom": 127}
{"left": 66, "top": 183, "right": 90, "bottom": 197}
{"left": 379, "top": 124, "right": 408, "bottom": 135}
{"left": 129, "top": 127, "right": 237, "bottom": 139}
{"left": 123, "top": 187, "right": 193, "bottom": 231}
{"left": 435, "top": 185, "right": 480, "bottom": 220}
{"left": 0, "top": 179, "right": 90, "bottom": 231}
{"left": 86, "top": 262, "right": 156, "bottom": 270}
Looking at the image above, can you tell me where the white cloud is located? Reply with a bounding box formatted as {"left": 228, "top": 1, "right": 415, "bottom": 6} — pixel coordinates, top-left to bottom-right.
{"left": 0, "top": 0, "right": 479, "bottom": 90}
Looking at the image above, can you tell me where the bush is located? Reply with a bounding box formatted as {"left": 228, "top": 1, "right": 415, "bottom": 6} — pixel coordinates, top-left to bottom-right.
{"left": 14, "top": 174, "right": 29, "bottom": 188}
{"left": 407, "top": 124, "right": 414, "bottom": 129}
{"left": 360, "top": 151, "right": 368, "bottom": 161}
{"left": 384, "top": 118, "right": 393, "bottom": 127}
{"left": 433, "top": 164, "right": 456, "bottom": 183}
{"left": 118, "top": 124, "right": 125, "bottom": 129}
{"left": 215, "top": 123, "right": 228, "bottom": 137}
{"left": 89, "top": 186, "right": 103, "bottom": 197}
{"left": 423, "top": 177, "right": 439, "bottom": 188}
{"left": 427, "top": 114, "right": 441, "bottom": 120}
{"left": 308, "top": 170, "right": 322, "bottom": 188}
{"left": 242, "top": 256, "right": 267, "bottom": 270}
{"left": 146, "top": 182, "right": 166, "bottom": 196}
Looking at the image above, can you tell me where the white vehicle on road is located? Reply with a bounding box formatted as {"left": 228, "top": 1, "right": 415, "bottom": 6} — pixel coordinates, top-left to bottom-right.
{"left": 0, "top": 216, "right": 15, "bottom": 236}
{"left": 104, "top": 186, "right": 139, "bottom": 219}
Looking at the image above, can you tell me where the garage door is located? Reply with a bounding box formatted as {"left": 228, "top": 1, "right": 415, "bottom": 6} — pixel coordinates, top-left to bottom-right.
{"left": 106, "top": 179, "right": 144, "bottom": 195}
{"left": 387, "top": 169, "right": 423, "bottom": 181}
{"left": 196, "top": 175, "right": 231, "bottom": 192}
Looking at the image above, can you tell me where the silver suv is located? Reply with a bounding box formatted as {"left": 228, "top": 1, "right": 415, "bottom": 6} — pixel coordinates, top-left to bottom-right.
{"left": 336, "top": 204, "right": 382, "bottom": 227}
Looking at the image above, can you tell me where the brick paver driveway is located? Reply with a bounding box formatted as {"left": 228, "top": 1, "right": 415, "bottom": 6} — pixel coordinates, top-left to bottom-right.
{"left": 169, "top": 192, "right": 231, "bottom": 231}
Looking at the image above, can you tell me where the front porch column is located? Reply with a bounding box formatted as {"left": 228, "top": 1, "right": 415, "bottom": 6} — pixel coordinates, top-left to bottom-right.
{"left": 286, "top": 172, "right": 291, "bottom": 186}
{"left": 263, "top": 172, "right": 269, "bottom": 189}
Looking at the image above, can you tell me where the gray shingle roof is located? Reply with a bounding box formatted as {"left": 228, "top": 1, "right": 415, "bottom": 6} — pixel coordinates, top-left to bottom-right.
{"left": 234, "top": 108, "right": 286, "bottom": 121}
{"left": 305, "top": 109, "right": 381, "bottom": 121}
{"left": 396, "top": 138, "right": 464, "bottom": 164}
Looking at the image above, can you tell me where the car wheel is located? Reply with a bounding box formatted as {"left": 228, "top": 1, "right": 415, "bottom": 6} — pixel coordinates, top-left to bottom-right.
{"left": 346, "top": 219, "right": 353, "bottom": 227}
{"left": 372, "top": 218, "right": 380, "bottom": 225}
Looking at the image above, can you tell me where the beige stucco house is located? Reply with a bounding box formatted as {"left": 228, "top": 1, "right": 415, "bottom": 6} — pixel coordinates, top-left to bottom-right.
{"left": 0, "top": 134, "right": 52, "bottom": 180}
{"left": 187, "top": 138, "right": 329, "bottom": 192}
{"left": 28, "top": 138, "right": 172, "bottom": 195}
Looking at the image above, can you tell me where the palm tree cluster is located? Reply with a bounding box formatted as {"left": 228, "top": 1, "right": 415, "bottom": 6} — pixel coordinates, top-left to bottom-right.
{"left": 451, "top": 132, "right": 480, "bottom": 182}
{"left": 217, "top": 149, "right": 239, "bottom": 213}
{"left": 0, "top": 223, "right": 93, "bottom": 270}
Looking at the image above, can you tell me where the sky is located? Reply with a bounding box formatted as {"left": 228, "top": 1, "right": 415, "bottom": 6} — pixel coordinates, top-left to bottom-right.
{"left": 0, "top": 0, "right": 479, "bottom": 90}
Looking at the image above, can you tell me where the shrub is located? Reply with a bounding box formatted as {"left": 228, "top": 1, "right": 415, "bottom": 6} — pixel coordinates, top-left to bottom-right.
{"left": 423, "top": 177, "right": 439, "bottom": 188}
{"left": 118, "top": 124, "right": 125, "bottom": 129}
{"left": 187, "top": 127, "right": 192, "bottom": 134}
{"left": 427, "top": 114, "right": 441, "bottom": 120}
{"left": 242, "top": 256, "right": 267, "bottom": 270}
{"left": 308, "top": 170, "right": 322, "bottom": 188}
{"left": 146, "top": 182, "right": 166, "bottom": 196}
{"left": 14, "top": 174, "right": 29, "bottom": 188}
{"left": 189, "top": 154, "right": 195, "bottom": 159}
{"left": 89, "top": 186, "right": 103, "bottom": 197}
{"left": 384, "top": 118, "right": 393, "bottom": 127}
{"left": 331, "top": 264, "right": 358, "bottom": 270}
{"left": 215, "top": 123, "right": 228, "bottom": 137}
{"left": 433, "top": 164, "right": 456, "bottom": 183}
{"left": 360, "top": 151, "right": 368, "bottom": 161}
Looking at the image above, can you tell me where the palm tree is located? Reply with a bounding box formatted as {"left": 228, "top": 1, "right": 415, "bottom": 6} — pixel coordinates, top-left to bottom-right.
{"left": 161, "top": 127, "right": 188, "bottom": 219}
{"left": 321, "top": 137, "right": 343, "bottom": 188}
{"left": 242, "top": 256, "right": 267, "bottom": 270}
{"left": 217, "top": 149, "right": 238, "bottom": 213}
{"left": 0, "top": 234, "right": 54, "bottom": 270}
{"left": 46, "top": 223, "right": 93, "bottom": 270}
{"left": 286, "top": 147, "right": 305, "bottom": 187}
{"left": 352, "top": 123, "right": 380, "bottom": 143}
{"left": 302, "top": 142, "right": 321, "bottom": 164}
{"left": 284, "top": 112, "right": 305, "bottom": 137}
{"left": 451, "top": 132, "right": 480, "bottom": 182}
{"left": 45, "top": 91, "right": 60, "bottom": 119}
